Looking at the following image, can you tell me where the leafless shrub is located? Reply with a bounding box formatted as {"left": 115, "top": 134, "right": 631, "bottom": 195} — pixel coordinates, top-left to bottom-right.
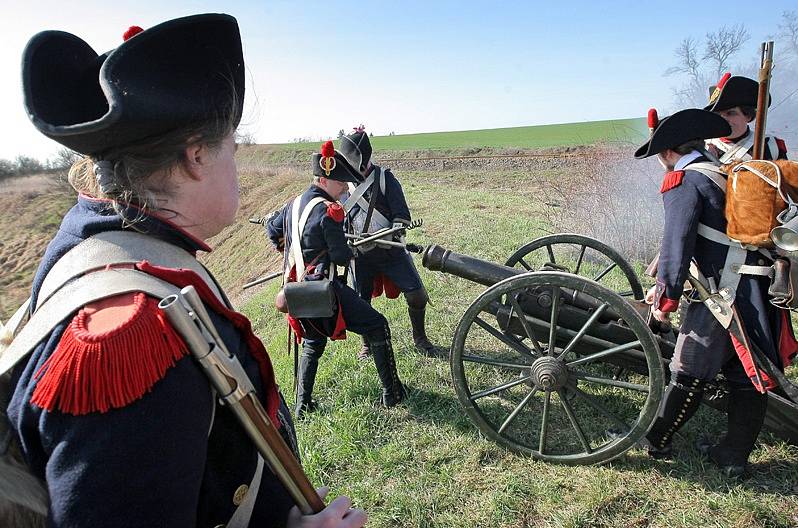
{"left": 534, "top": 147, "right": 663, "bottom": 265}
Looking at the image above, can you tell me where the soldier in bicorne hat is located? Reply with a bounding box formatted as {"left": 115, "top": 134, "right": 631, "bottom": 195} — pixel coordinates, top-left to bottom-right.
{"left": 4, "top": 14, "right": 367, "bottom": 528}
{"left": 266, "top": 141, "right": 406, "bottom": 418}
{"left": 635, "top": 108, "right": 797, "bottom": 477}
{"left": 704, "top": 72, "right": 788, "bottom": 162}
{"left": 338, "top": 126, "right": 437, "bottom": 359}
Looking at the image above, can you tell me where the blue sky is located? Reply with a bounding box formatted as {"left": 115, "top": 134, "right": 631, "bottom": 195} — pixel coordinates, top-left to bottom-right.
{"left": 0, "top": 0, "right": 793, "bottom": 159}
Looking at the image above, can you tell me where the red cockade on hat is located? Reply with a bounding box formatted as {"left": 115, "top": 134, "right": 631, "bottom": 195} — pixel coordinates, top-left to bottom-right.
{"left": 647, "top": 108, "right": 659, "bottom": 134}
{"left": 123, "top": 25, "right": 144, "bottom": 41}
{"left": 717, "top": 72, "right": 731, "bottom": 89}
{"left": 319, "top": 140, "right": 336, "bottom": 176}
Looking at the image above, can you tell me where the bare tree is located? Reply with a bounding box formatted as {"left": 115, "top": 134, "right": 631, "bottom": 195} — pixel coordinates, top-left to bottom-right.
{"left": 49, "top": 148, "right": 81, "bottom": 171}
{"left": 665, "top": 37, "right": 702, "bottom": 82}
{"left": 703, "top": 24, "right": 750, "bottom": 79}
{"left": 778, "top": 10, "right": 798, "bottom": 60}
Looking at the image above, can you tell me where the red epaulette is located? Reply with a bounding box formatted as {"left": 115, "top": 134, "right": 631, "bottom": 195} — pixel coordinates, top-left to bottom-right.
{"left": 775, "top": 137, "right": 788, "bottom": 156}
{"left": 326, "top": 202, "right": 345, "bottom": 222}
{"left": 660, "top": 170, "right": 684, "bottom": 193}
{"left": 31, "top": 292, "right": 188, "bottom": 415}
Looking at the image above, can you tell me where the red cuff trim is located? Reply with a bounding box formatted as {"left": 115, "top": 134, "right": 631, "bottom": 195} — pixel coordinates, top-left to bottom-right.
{"left": 776, "top": 138, "right": 787, "bottom": 155}
{"left": 658, "top": 296, "right": 680, "bottom": 312}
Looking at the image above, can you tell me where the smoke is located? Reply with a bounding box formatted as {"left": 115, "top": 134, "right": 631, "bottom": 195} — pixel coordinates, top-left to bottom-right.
{"left": 537, "top": 147, "right": 664, "bottom": 265}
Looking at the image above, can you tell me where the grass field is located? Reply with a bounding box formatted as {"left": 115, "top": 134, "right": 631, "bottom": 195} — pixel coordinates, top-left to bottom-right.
{"left": 205, "top": 160, "right": 798, "bottom": 528}
{"left": 253, "top": 118, "right": 648, "bottom": 162}
{"left": 2, "top": 122, "right": 796, "bottom": 527}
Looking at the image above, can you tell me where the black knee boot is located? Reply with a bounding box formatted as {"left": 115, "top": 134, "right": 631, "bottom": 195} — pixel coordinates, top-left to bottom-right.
{"left": 707, "top": 386, "right": 768, "bottom": 477}
{"left": 645, "top": 373, "right": 705, "bottom": 458}
{"left": 295, "top": 341, "right": 324, "bottom": 418}
{"left": 408, "top": 307, "right": 436, "bottom": 355}
{"left": 358, "top": 336, "right": 371, "bottom": 361}
{"left": 365, "top": 326, "right": 406, "bottom": 407}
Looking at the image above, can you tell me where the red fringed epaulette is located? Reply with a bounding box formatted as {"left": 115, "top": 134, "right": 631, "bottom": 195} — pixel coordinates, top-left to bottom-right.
{"left": 326, "top": 202, "right": 345, "bottom": 222}
{"left": 776, "top": 138, "right": 788, "bottom": 156}
{"left": 31, "top": 292, "right": 188, "bottom": 415}
{"left": 660, "top": 170, "right": 684, "bottom": 193}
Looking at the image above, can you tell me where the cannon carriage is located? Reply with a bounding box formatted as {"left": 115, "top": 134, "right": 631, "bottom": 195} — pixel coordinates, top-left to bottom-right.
{"left": 420, "top": 234, "right": 798, "bottom": 465}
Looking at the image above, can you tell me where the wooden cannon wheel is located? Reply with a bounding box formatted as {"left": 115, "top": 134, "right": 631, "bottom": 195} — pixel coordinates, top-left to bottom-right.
{"left": 450, "top": 272, "right": 665, "bottom": 465}
{"left": 505, "top": 234, "right": 646, "bottom": 301}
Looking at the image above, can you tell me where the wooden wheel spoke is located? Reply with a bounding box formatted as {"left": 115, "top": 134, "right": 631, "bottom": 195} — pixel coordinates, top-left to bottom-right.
{"left": 593, "top": 262, "right": 617, "bottom": 282}
{"left": 558, "top": 389, "right": 592, "bottom": 454}
{"left": 571, "top": 370, "right": 650, "bottom": 393}
{"left": 547, "top": 286, "right": 561, "bottom": 355}
{"left": 556, "top": 303, "right": 609, "bottom": 360}
{"left": 574, "top": 245, "right": 586, "bottom": 275}
{"left": 568, "top": 383, "right": 630, "bottom": 432}
{"left": 508, "top": 294, "right": 544, "bottom": 355}
{"left": 546, "top": 245, "right": 556, "bottom": 265}
{"left": 461, "top": 354, "right": 531, "bottom": 370}
{"left": 539, "top": 390, "right": 552, "bottom": 454}
{"left": 518, "top": 258, "right": 533, "bottom": 271}
{"left": 474, "top": 315, "right": 535, "bottom": 358}
{"left": 469, "top": 375, "right": 531, "bottom": 401}
{"left": 565, "top": 340, "right": 641, "bottom": 367}
{"left": 498, "top": 388, "right": 539, "bottom": 434}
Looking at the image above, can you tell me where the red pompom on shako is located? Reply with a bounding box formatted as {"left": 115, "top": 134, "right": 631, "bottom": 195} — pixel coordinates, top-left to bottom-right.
{"left": 321, "top": 140, "right": 335, "bottom": 158}
{"left": 123, "top": 25, "right": 144, "bottom": 41}
{"left": 647, "top": 108, "right": 659, "bottom": 133}
{"left": 319, "top": 140, "right": 336, "bottom": 176}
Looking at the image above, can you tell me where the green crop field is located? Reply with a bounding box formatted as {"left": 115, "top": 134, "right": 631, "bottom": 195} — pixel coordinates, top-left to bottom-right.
{"left": 261, "top": 117, "right": 648, "bottom": 155}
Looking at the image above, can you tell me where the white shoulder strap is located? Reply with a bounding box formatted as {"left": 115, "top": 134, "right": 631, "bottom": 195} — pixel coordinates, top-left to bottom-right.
{"left": 687, "top": 162, "right": 727, "bottom": 192}
{"left": 289, "top": 196, "right": 327, "bottom": 275}
{"left": 708, "top": 136, "right": 754, "bottom": 163}
{"left": 0, "top": 230, "right": 226, "bottom": 376}
{"left": 0, "top": 270, "right": 180, "bottom": 377}
{"left": 343, "top": 173, "right": 375, "bottom": 213}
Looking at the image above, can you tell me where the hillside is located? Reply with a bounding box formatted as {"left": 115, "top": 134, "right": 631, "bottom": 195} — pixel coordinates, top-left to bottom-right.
{"left": 1, "top": 125, "right": 796, "bottom": 527}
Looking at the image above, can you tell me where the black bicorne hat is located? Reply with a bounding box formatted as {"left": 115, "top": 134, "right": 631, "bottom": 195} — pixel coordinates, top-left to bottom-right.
{"left": 339, "top": 125, "right": 372, "bottom": 172}
{"left": 634, "top": 108, "right": 731, "bottom": 159}
{"left": 703, "top": 72, "right": 769, "bottom": 114}
{"left": 312, "top": 141, "right": 362, "bottom": 183}
{"left": 22, "top": 14, "right": 245, "bottom": 156}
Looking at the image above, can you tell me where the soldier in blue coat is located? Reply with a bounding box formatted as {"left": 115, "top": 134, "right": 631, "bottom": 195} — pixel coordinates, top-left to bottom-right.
{"left": 635, "top": 108, "right": 798, "bottom": 477}
{"left": 3, "top": 15, "right": 367, "bottom": 528}
{"left": 338, "top": 127, "right": 437, "bottom": 358}
{"left": 704, "top": 73, "right": 788, "bottom": 162}
{"left": 266, "top": 141, "right": 406, "bottom": 417}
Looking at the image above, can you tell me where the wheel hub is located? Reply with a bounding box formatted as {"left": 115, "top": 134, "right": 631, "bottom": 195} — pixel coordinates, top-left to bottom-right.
{"left": 529, "top": 356, "right": 569, "bottom": 390}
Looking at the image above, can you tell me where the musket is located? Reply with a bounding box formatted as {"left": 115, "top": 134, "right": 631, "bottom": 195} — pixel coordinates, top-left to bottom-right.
{"left": 752, "top": 41, "right": 775, "bottom": 160}
{"left": 243, "top": 271, "right": 283, "bottom": 290}
{"left": 158, "top": 286, "right": 324, "bottom": 515}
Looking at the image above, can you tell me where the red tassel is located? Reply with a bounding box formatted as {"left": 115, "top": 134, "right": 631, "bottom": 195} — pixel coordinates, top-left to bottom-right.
{"left": 717, "top": 72, "right": 731, "bottom": 89}
{"left": 647, "top": 108, "right": 658, "bottom": 132}
{"left": 31, "top": 294, "right": 188, "bottom": 415}
{"left": 321, "top": 140, "right": 335, "bottom": 158}
{"left": 659, "top": 170, "right": 684, "bottom": 193}
{"left": 136, "top": 262, "right": 282, "bottom": 427}
{"left": 123, "top": 25, "right": 144, "bottom": 41}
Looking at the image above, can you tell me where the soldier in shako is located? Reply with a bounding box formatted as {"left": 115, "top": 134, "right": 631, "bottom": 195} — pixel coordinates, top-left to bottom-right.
{"left": 4, "top": 14, "right": 367, "bottom": 527}
{"left": 704, "top": 73, "right": 788, "bottom": 162}
{"left": 635, "top": 108, "right": 798, "bottom": 477}
{"left": 338, "top": 126, "right": 437, "bottom": 359}
{"left": 266, "top": 141, "right": 406, "bottom": 418}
